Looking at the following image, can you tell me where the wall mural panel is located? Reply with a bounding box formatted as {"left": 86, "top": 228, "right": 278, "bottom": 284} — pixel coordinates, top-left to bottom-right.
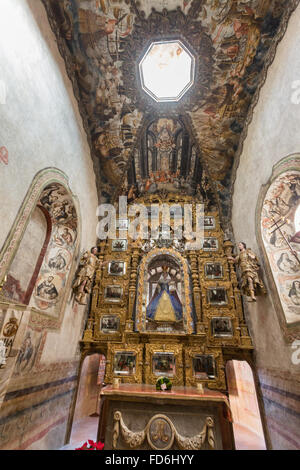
{"left": 1, "top": 180, "right": 78, "bottom": 319}
{"left": 261, "top": 169, "right": 300, "bottom": 325}
{"left": 31, "top": 184, "right": 78, "bottom": 316}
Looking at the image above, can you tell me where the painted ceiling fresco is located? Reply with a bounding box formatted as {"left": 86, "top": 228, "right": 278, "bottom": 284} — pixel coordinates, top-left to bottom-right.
{"left": 43, "top": 0, "right": 298, "bottom": 227}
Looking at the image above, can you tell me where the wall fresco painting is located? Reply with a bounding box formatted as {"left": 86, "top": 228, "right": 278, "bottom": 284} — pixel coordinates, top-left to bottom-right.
{"left": 31, "top": 184, "right": 78, "bottom": 316}
{"left": 261, "top": 170, "right": 300, "bottom": 325}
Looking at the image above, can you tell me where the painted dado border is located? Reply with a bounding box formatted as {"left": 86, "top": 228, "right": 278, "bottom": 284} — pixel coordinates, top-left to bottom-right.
{"left": 256, "top": 154, "right": 300, "bottom": 342}
{"left": 0, "top": 167, "right": 82, "bottom": 330}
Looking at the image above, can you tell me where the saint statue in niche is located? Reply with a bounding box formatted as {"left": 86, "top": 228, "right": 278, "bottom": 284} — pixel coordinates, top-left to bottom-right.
{"left": 228, "top": 242, "right": 266, "bottom": 302}
{"left": 146, "top": 266, "right": 183, "bottom": 322}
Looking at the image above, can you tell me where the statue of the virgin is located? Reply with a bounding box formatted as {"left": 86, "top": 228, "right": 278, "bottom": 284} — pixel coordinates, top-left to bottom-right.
{"left": 146, "top": 266, "right": 183, "bottom": 322}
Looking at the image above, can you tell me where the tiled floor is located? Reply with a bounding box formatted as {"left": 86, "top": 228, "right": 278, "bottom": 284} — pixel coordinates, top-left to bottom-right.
{"left": 60, "top": 416, "right": 99, "bottom": 450}
{"left": 60, "top": 415, "right": 266, "bottom": 450}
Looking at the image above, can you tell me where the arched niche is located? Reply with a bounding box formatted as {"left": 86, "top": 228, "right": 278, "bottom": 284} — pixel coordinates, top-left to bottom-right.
{"left": 2, "top": 205, "right": 51, "bottom": 304}
{"left": 257, "top": 154, "right": 300, "bottom": 332}
{"left": 135, "top": 247, "right": 195, "bottom": 334}
{"left": 0, "top": 168, "right": 80, "bottom": 319}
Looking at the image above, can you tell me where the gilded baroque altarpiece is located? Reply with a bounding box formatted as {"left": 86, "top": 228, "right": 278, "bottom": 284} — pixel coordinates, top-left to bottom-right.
{"left": 81, "top": 193, "right": 253, "bottom": 391}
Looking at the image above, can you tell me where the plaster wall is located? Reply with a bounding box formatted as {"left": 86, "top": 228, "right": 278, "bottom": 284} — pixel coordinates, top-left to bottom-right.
{"left": 0, "top": 0, "right": 98, "bottom": 252}
{"left": 0, "top": 0, "right": 99, "bottom": 450}
{"left": 232, "top": 4, "right": 300, "bottom": 450}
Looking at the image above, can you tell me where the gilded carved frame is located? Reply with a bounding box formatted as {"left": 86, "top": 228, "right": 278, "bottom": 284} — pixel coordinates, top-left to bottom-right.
{"left": 184, "top": 346, "right": 225, "bottom": 390}
{"left": 135, "top": 248, "right": 194, "bottom": 334}
{"left": 105, "top": 343, "right": 143, "bottom": 384}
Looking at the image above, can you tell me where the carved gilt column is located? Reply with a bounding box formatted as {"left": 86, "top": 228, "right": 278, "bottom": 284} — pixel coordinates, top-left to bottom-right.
{"left": 189, "top": 252, "right": 204, "bottom": 334}
{"left": 126, "top": 248, "right": 140, "bottom": 332}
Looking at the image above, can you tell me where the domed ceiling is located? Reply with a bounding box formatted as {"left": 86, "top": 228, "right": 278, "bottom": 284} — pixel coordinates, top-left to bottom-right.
{"left": 43, "top": 0, "right": 298, "bottom": 228}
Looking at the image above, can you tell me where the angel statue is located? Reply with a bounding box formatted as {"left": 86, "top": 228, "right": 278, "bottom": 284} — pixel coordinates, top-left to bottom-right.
{"left": 72, "top": 247, "right": 106, "bottom": 305}
{"left": 228, "top": 242, "right": 266, "bottom": 302}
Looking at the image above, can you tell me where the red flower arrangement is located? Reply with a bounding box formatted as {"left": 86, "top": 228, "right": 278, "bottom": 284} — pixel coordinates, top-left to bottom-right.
{"left": 75, "top": 440, "right": 104, "bottom": 450}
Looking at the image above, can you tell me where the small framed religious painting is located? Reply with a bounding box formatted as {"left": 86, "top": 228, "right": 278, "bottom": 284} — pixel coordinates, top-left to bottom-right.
{"left": 207, "top": 287, "right": 228, "bottom": 305}
{"left": 104, "top": 285, "right": 123, "bottom": 302}
{"left": 112, "top": 239, "right": 128, "bottom": 252}
{"left": 203, "top": 216, "right": 215, "bottom": 230}
{"left": 193, "top": 354, "right": 216, "bottom": 380}
{"left": 108, "top": 261, "right": 126, "bottom": 276}
{"left": 204, "top": 262, "right": 223, "bottom": 279}
{"left": 152, "top": 352, "right": 176, "bottom": 378}
{"left": 113, "top": 351, "right": 136, "bottom": 376}
{"left": 117, "top": 219, "right": 129, "bottom": 230}
{"left": 203, "top": 237, "right": 218, "bottom": 251}
{"left": 100, "top": 315, "right": 120, "bottom": 334}
{"left": 211, "top": 317, "right": 233, "bottom": 337}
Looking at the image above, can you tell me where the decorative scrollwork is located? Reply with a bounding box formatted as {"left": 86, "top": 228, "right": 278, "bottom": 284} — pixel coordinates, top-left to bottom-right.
{"left": 175, "top": 416, "right": 215, "bottom": 450}
{"left": 113, "top": 411, "right": 146, "bottom": 449}
{"left": 113, "top": 412, "right": 215, "bottom": 450}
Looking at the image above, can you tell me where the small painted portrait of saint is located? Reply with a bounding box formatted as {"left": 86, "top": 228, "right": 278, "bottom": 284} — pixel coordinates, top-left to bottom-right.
{"left": 36, "top": 276, "right": 59, "bottom": 301}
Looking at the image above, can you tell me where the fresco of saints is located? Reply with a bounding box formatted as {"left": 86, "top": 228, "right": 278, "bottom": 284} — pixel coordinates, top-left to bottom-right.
{"left": 146, "top": 266, "right": 182, "bottom": 322}
{"left": 288, "top": 281, "right": 300, "bottom": 307}
{"left": 277, "top": 252, "right": 300, "bottom": 274}
{"left": 228, "top": 242, "right": 266, "bottom": 302}
{"left": 48, "top": 250, "right": 67, "bottom": 271}
{"left": 36, "top": 276, "right": 58, "bottom": 301}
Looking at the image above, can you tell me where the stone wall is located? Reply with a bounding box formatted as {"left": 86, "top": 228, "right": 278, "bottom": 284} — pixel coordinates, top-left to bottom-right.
{"left": 0, "top": 0, "right": 98, "bottom": 450}
{"left": 232, "top": 4, "right": 300, "bottom": 450}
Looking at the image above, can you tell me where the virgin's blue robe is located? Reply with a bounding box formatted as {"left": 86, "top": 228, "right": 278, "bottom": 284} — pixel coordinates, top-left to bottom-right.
{"left": 146, "top": 279, "right": 183, "bottom": 322}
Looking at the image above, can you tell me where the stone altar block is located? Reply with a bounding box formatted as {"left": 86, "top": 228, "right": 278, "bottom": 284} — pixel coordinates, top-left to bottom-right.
{"left": 98, "top": 384, "right": 234, "bottom": 450}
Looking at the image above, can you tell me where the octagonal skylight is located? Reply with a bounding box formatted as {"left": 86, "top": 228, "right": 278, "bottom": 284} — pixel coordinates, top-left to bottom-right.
{"left": 139, "top": 40, "right": 195, "bottom": 102}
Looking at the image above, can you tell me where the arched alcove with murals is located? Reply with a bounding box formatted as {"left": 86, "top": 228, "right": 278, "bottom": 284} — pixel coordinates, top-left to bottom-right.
{"left": 258, "top": 154, "right": 300, "bottom": 335}
{"left": 1, "top": 170, "right": 79, "bottom": 319}
{"left": 0, "top": 169, "right": 83, "bottom": 446}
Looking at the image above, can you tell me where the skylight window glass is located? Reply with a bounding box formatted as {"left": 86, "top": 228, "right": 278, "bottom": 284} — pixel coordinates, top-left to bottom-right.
{"left": 139, "top": 41, "right": 195, "bottom": 102}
